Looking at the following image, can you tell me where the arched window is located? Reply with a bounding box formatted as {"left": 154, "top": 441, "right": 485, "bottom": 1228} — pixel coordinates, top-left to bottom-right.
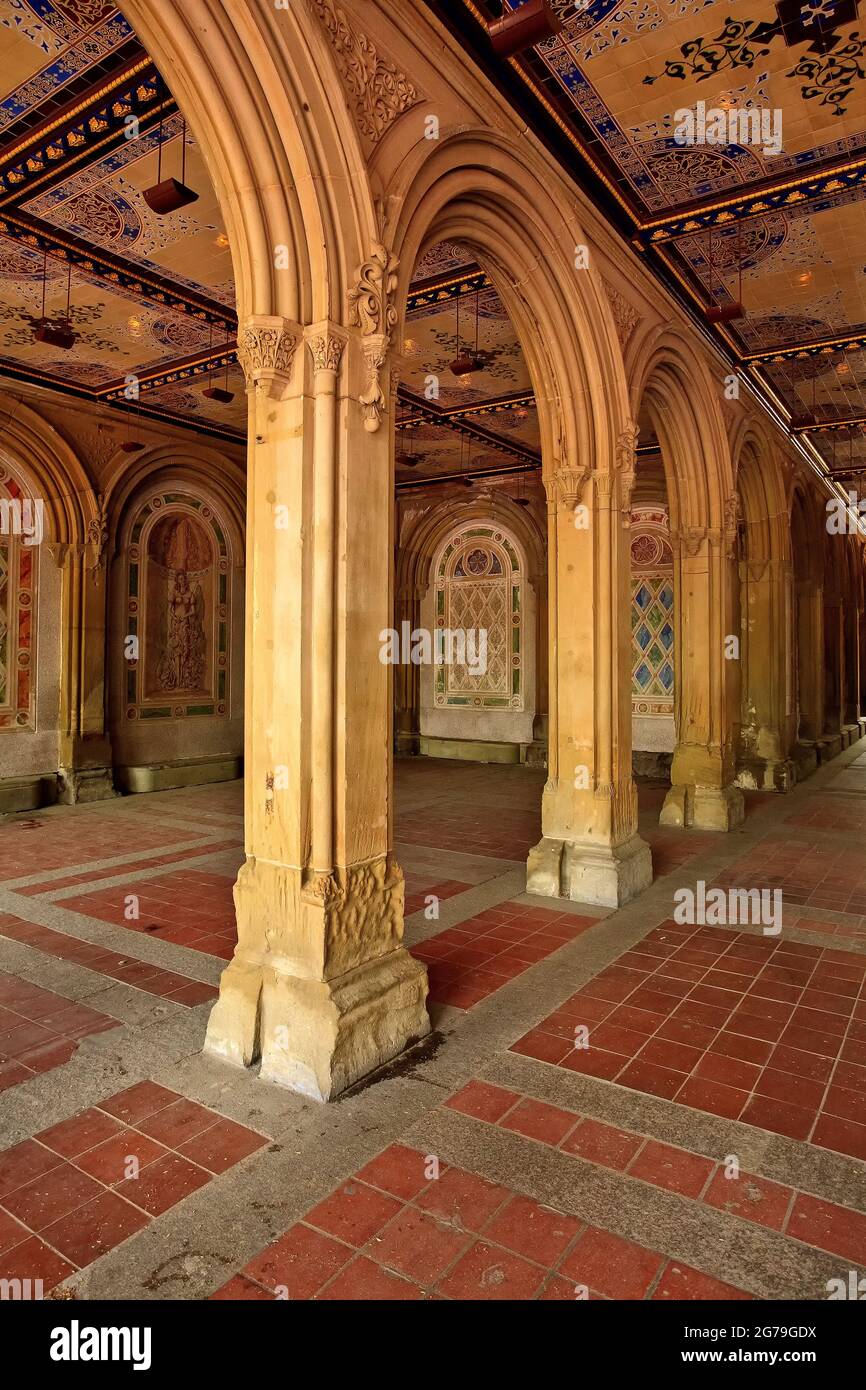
{"left": 124, "top": 491, "right": 230, "bottom": 722}
{"left": 0, "top": 462, "right": 38, "bottom": 732}
{"left": 630, "top": 505, "right": 674, "bottom": 743}
{"left": 434, "top": 523, "right": 523, "bottom": 711}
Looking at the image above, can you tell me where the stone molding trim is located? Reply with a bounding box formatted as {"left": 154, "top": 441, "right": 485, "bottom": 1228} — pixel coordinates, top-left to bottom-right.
{"left": 307, "top": 0, "right": 423, "bottom": 144}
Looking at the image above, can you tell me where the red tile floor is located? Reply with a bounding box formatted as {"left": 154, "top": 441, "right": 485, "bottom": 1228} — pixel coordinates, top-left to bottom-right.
{"left": 513, "top": 920, "right": 866, "bottom": 1160}
{"left": 0, "top": 917, "right": 217, "bottom": 1010}
{"left": 61, "top": 869, "right": 238, "bottom": 959}
{"left": 1, "top": 757, "right": 865, "bottom": 1301}
{"left": 0, "top": 1082, "right": 267, "bottom": 1291}
{"left": 411, "top": 900, "right": 604, "bottom": 1010}
{"left": 0, "top": 971, "right": 119, "bottom": 1095}
{"left": 212, "top": 1140, "right": 751, "bottom": 1301}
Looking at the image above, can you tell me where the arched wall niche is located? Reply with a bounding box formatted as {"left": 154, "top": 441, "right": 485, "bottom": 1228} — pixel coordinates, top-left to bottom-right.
{"left": 396, "top": 489, "right": 546, "bottom": 759}
{"left": 629, "top": 503, "right": 675, "bottom": 757}
{"left": 0, "top": 394, "right": 100, "bottom": 804}
{"left": 420, "top": 502, "right": 537, "bottom": 750}
{"left": 107, "top": 451, "right": 245, "bottom": 791}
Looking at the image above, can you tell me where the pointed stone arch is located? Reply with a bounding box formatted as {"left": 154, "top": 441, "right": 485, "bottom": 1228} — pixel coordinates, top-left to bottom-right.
{"left": 630, "top": 329, "right": 741, "bottom": 829}
{"left": 389, "top": 131, "right": 650, "bottom": 905}
{"left": 731, "top": 418, "right": 796, "bottom": 789}
{"left": 0, "top": 393, "right": 106, "bottom": 807}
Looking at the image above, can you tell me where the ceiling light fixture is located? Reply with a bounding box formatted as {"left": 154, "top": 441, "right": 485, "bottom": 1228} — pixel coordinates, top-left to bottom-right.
{"left": 395, "top": 407, "right": 419, "bottom": 467}
{"left": 120, "top": 396, "right": 145, "bottom": 453}
{"left": 143, "top": 82, "right": 198, "bottom": 215}
{"left": 451, "top": 286, "right": 486, "bottom": 376}
{"left": 202, "top": 321, "right": 235, "bottom": 403}
{"left": 704, "top": 226, "right": 745, "bottom": 324}
{"left": 33, "top": 249, "right": 76, "bottom": 350}
{"left": 488, "top": 0, "right": 563, "bottom": 59}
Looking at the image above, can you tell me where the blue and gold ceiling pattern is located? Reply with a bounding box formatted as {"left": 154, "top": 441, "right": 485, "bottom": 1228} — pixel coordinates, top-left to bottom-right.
{"left": 437, "top": 0, "right": 866, "bottom": 472}
{"left": 1, "top": 0, "right": 864, "bottom": 472}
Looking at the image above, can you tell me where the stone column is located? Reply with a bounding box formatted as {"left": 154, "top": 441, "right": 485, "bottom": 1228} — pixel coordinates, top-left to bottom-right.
{"left": 530, "top": 560, "right": 548, "bottom": 750}
{"left": 737, "top": 555, "right": 795, "bottom": 791}
{"left": 661, "top": 517, "right": 744, "bottom": 829}
{"left": 527, "top": 428, "right": 652, "bottom": 907}
{"left": 394, "top": 583, "right": 421, "bottom": 756}
{"left": 821, "top": 597, "right": 844, "bottom": 758}
{"left": 844, "top": 599, "right": 860, "bottom": 728}
{"left": 56, "top": 528, "right": 115, "bottom": 804}
{"left": 796, "top": 578, "right": 824, "bottom": 747}
{"left": 204, "top": 308, "right": 429, "bottom": 1100}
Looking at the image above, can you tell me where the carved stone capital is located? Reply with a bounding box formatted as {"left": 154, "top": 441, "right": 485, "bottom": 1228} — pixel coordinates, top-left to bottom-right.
{"left": 545, "top": 466, "right": 590, "bottom": 509}
{"left": 673, "top": 525, "right": 707, "bottom": 558}
{"left": 592, "top": 469, "right": 614, "bottom": 502}
{"left": 306, "top": 330, "right": 346, "bottom": 375}
{"left": 236, "top": 316, "right": 299, "bottom": 400}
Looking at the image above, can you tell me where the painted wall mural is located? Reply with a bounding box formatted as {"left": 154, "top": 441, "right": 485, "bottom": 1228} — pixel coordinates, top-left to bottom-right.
{"left": 0, "top": 462, "right": 37, "bottom": 731}
{"left": 125, "top": 493, "right": 229, "bottom": 722}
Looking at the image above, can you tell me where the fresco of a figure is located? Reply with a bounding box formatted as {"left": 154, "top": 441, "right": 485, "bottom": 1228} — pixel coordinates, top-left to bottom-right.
{"left": 145, "top": 511, "right": 213, "bottom": 699}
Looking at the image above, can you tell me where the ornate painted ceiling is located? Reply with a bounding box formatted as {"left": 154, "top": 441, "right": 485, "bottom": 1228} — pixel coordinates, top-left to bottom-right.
{"left": 434, "top": 0, "right": 866, "bottom": 474}
{"left": 1, "top": 0, "right": 863, "bottom": 480}
{"left": 0, "top": 0, "right": 243, "bottom": 441}
{"left": 0, "top": 0, "right": 542, "bottom": 478}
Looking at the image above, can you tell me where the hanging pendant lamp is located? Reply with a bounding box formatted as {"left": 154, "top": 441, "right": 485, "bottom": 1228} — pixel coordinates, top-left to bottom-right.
{"left": 143, "top": 84, "right": 199, "bottom": 215}
{"left": 34, "top": 251, "right": 76, "bottom": 350}
{"left": 488, "top": 0, "right": 563, "bottom": 59}
{"left": 451, "top": 287, "right": 485, "bottom": 376}
{"left": 704, "top": 226, "right": 745, "bottom": 324}
{"left": 202, "top": 321, "right": 235, "bottom": 403}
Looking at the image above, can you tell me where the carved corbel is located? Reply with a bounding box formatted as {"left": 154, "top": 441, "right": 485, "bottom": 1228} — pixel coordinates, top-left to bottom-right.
{"left": 86, "top": 493, "right": 108, "bottom": 578}
{"left": 236, "top": 316, "right": 299, "bottom": 401}
{"left": 673, "top": 525, "right": 707, "bottom": 558}
{"left": 724, "top": 491, "right": 741, "bottom": 560}
{"left": 616, "top": 422, "right": 639, "bottom": 524}
{"left": 349, "top": 242, "right": 399, "bottom": 433}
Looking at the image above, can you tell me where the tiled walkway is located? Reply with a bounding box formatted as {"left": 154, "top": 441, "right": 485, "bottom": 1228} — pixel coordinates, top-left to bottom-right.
{"left": 0, "top": 751, "right": 865, "bottom": 1299}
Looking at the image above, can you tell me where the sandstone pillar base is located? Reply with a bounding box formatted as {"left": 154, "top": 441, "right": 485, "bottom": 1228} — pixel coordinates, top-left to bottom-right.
{"left": 527, "top": 833, "right": 652, "bottom": 908}
{"left": 660, "top": 783, "right": 745, "bottom": 830}
{"left": 817, "top": 735, "right": 842, "bottom": 763}
{"left": 793, "top": 742, "right": 819, "bottom": 780}
{"left": 735, "top": 758, "right": 796, "bottom": 793}
{"left": 205, "top": 948, "right": 429, "bottom": 1101}
{"left": 57, "top": 766, "right": 117, "bottom": 805}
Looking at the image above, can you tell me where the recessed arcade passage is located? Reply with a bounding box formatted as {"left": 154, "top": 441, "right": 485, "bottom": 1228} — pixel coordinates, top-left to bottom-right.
{"left": 2, "top": 0, "right": 866, "bottom": 1313}
{"left": 1, "top": 752, "right": 865, "bottom": 1299}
